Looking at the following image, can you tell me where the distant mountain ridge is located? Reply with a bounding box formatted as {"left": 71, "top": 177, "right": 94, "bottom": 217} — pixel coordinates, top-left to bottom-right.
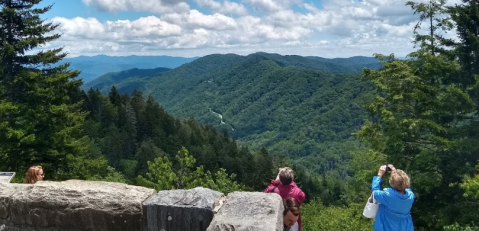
{"left": 82, "top": 67, "right": 171, "bottom": 93}
{"left": 60, "top": 55, "right": 197, "bottom": 84}
{"left": 85, "top": 53, "right": 380, "bottom": 95}
{"left": 84, "top": 52, "right": 379, "bottom": 165}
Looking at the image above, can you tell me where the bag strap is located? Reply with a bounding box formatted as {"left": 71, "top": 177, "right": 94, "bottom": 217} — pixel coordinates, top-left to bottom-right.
{"left": 269, "top": 186, "right": 277, "bottom": 193}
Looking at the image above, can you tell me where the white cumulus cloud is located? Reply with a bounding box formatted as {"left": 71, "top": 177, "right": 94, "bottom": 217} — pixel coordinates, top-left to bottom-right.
{"left": 194, "top": 0, "right": 249, "bottom": 15}
{"left": 38, "top": 0, "right": 462, "bottom": 58}
{"left": 82, "top": 0, "right": 190, "bottom": 14}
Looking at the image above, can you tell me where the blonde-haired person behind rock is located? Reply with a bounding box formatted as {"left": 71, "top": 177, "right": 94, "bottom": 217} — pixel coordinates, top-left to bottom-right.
{"left": 24, "top": 165, "right": 44, "bottom": 184}
{"left": 372, "top": 164, "right": 415, "bottom": 231}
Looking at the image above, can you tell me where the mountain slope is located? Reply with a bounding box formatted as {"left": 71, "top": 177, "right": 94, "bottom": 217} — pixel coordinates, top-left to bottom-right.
{"left": 254, "top": 52, "right": 380, "bottom": 72}
{"left": 82, "top": 67, "right": 171, "bottom": 93}
{"left": 61, "top": 55, "right": 197, "bottom": 84}
{"left": 85, "top": 53, "right": 377, "bottom": 161}
{"left": 150, "top": 58, "right": 375, "bottom": 157}
{"left": 306, "top": 55, "right": 382, "bottom": 71}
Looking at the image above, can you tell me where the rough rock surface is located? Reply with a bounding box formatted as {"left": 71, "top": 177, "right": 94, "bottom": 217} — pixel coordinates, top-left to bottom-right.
{"left": 206, "top": 192, "right": 283, "bottom": 231}
{"left": 143, "top": 187, "right": 223, "bottom": 231}
{"left": 0, "top": 180, "right": 156, "bottom": 231}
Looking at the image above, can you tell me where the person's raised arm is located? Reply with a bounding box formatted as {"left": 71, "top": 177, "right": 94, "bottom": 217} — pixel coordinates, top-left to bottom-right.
{"left": 372, "top": 165, "right": 386, "bottom": 191}
{"left": 263, "top": 168, "right": 283, "bottom": 193}
{"left": 372, "top": 164, "right": 396, "bottom": 205}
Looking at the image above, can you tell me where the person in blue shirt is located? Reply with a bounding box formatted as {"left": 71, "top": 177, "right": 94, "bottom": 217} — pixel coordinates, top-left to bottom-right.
{"left": 372, "top": 164, "right": 415, "bottom": 231}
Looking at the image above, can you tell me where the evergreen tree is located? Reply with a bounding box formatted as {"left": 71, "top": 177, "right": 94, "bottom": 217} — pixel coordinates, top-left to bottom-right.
{"left": 251, "top": 147, "right": 274, "bottom": 190}
{"left": 108, "top": 86, "right": 121, "bottom": 107}
{"left": 136, "top": 146, "right": 248, "bottom": 193}
{"left": 0, "top": 0, "right": 105, "bottom": 178}
{"left": 447, "top": 1, "right": 479, "bottom": 228}
{"left": 355, "top": 2, "right": 479, "bottom": 229}
{"left": 448, "top": 0, "right": 479, "bottom": 87}
{"left": 407, "top": 0, "right": 452, "bottom": 55}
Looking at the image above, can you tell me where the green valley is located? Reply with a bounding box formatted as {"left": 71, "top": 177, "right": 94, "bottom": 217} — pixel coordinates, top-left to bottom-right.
{"left": 86, "top": 53, "right": 378, "bottom": 166}
{"left": 2, "top": 0, "right": 479, "bottom": 230}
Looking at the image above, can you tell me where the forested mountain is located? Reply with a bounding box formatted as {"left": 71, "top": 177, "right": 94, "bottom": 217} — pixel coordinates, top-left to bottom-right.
{"left": 60, "top": 55, "right": 197, "bottom": 84}
{"left": 82, "top": 67, "right": 171, "bottom": 94}
{"left": 86, "top": 53, "right": 377, "bottom": 167}
{"left": 306, "top": 56, "right": 382, "bottom": 71}
{"left": 81, "top": 88, "right": 275, "bottom": 190}
{"left": 251, "top": 52, "right": 381, "bottom": 72}
{"left": 4, "top": 0, "right": 479, "bottom": 230}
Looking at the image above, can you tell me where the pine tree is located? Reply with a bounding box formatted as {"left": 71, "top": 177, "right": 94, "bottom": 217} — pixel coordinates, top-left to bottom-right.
{"left": 448, "top": 0, "right": 479, "bottom": 87}
{"left": 446, "top": 0, "right": 479, "bottom": 227}
{"left": 108, "top": 86, "right": 121, "bottom": 107}
{"left": 406, "top": 0, "right": 452, "bottom": 55}
{"left": 356, "top": 1, "right": 479, "bottom": 228}
{"left": 0, "top": 0, "right": 105, "bottom": 179}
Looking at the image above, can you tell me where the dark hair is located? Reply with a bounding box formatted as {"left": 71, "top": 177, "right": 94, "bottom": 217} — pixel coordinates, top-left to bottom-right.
{"left": 279, "top": 167, "right": 294, "bottom": 185}
{"left": 283, "top": 197, "right": 300, "bottom": 216}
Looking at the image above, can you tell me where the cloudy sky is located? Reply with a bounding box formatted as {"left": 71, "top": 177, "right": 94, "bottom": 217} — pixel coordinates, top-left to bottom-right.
{"left": 36, "top": 0, "right": 453, "bottom": 58}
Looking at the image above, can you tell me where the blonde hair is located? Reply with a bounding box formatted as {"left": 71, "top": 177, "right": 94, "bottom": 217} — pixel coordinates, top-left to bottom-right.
{"left": 279, "top": 167, "right": 294, "bottom": 185}
{"left": 389, "top": 169, "right": 410, "bottom": 191}
{"left": 24, "top": 165, "right": 43, "bottom": 184}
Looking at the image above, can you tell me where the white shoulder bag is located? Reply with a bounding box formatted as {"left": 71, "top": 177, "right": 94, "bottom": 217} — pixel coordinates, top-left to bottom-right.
{"left": 362, "top": 191, "right": 379, "bottom": 218}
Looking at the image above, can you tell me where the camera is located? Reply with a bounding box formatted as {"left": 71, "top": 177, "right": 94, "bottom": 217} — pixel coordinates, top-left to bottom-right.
{"left": 385, "top": 165, "right": 392, "bottom": 172}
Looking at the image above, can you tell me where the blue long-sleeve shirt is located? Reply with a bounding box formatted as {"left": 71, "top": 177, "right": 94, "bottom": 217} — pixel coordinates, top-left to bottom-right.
{"left": 372, "top": 176, "right": 415, "bottom": 231}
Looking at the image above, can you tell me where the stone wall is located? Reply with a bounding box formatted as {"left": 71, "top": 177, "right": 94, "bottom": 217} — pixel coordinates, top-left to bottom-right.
{"left": 0, "top": 181, "right": 283, "bottom": 231}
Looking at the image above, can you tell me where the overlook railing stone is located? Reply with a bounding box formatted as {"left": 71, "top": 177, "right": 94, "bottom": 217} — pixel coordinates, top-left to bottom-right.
{"left": 0, "top": 180, "right": 156, "bottom": 231}
{"left": 206, "top": 192, "right": 283, "bottom": 231}
{"left": 143, "top": 187, "right": 223, "bottom": 231}
{"left": 0, "top": 181, "right": 283, "bottom": 231}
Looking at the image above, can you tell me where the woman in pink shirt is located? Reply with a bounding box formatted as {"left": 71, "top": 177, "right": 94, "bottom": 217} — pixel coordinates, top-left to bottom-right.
{"left": 264, "top": 167, "right": 306, "bottom": 230}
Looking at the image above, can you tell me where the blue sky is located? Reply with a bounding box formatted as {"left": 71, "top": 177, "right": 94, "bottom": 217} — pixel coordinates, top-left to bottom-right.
{"left": 34, "top": 0, "right": 442, "bottom": 58}
{"left": 39, "top": 0, "right": 320, "bottom": 21}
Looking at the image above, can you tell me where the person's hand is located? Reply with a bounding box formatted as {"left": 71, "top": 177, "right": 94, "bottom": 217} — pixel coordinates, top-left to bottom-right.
{"left": 387, "top": 164, "right": 396, "bottom": 171}
{"left": 378, "top": 165, "right": 386, "bottom": 177}
{"left": 275, "top": 167, "right": 284, "bottom": 181}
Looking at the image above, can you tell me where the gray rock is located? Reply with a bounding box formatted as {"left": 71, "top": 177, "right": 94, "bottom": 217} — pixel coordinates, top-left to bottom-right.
{"left": 206, "top": 192, "right": 283, "bottom": 231}
{"left": 0, "top": 180, "right": 156, "bottom": 231}
{"left": 143, "top": 187, "right": 223, "bottom": 231}
{"left": 0, "top": 220, "right": 77, "bottom": 231}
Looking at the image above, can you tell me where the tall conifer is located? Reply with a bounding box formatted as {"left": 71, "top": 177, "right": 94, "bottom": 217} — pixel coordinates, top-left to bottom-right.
{"left": 0, "top": 0, "right": 103, "bottom": 179}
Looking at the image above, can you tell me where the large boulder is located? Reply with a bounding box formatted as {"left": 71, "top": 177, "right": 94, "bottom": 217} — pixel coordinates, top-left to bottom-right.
{"left": 0, "top": 180, "right": 156, "bottom": 231}
{"left": 143, "top": 187, "right": 223, "bottom": 231}
{"left": 207, "top": 192, "right": 283, "bottom": 231}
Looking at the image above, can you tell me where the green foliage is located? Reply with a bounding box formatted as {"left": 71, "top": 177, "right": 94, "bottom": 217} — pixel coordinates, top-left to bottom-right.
{"left": 119, "top": 159, "right": 138, "bottom": 180}
{"left": 88, "top": 166, "right": 128, "bottom": 184}
{"left": 443, "top": 223, "right": 479, "bottom": 231}
{"left": 461, "top": 166, "right": 479, "bottom": 200}
{"left": 82, "top": 67, "right": 171, "bottom": 94}
{"left": 83, "top": 87, "right": 275, "bottom": 190}
{"left": 301, "top": 199, "right": 373, "bottom": 231}
{"left": 447, "top": 0, "right": 479, "bottom": 87}
{"left": 86, "top": 53, "right": 377, "bottom": 161}
{"left": 407, "top": 0, "right": 452, "bottom": 54}
{"left": 0, "top": 0, "right": 107, "bottom": 179}
{"left": 84, "top": 53, "right": 378, "bottom": 203}
{"left": 136, "top": 155, "right": 177, "bottom": 191}
{"left": 137, "top": 147, "right": 248, "bottom": 193}
{"left": 354, "top": 0, "right": 479, "bottom": 228}
{"left": 358, "top": 51, "right": 477, "bottom": 229}
{"left": 83, "top": 51, "right": 381, "bottom": 203}
{"left": 342, "top": 150, "right": 386, "bottom": 204}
